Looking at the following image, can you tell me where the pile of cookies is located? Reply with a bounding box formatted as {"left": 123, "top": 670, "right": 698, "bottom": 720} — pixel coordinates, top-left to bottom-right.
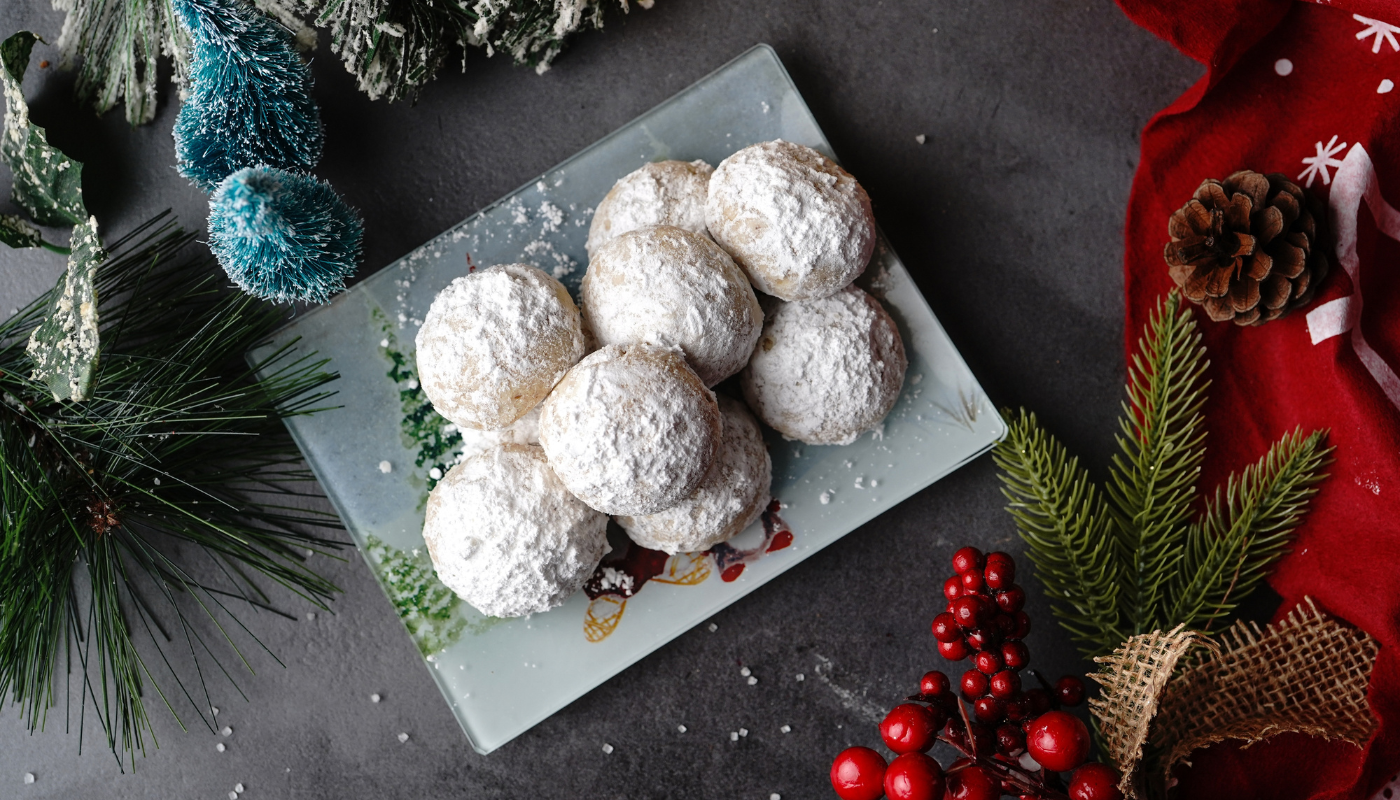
{"left": 417, "top": 140, "right": 907, "bottom": 619}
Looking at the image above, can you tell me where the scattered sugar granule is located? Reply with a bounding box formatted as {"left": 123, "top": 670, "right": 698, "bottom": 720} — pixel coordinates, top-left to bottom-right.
{"left": 761, "top": 101, "right": 770, "bottom": 113}
{"left": 677, "top": 725, "right": 687, "bottom": 733}
{"left": 795, "top": 673, "right": 805, "bottom": 682}
{"left": 397, "top": 733, "right": 410, "bottom": 743}
{"left": 306, "top": 612, "right": 316, "bottom": 621}
{"left": 370, "top": 693, "right": 381, "bottom": 703}
{"left": 212, "top": 707, "right": 219, "bottom": 716}
{"left": 730, "top": 731, "right": 739, "bottom": 742}
{"left": 23, "top": 773, "right": 35, "bottom": 784}
{"left": 153, "top": 477, "right": 161, "bottom": 485}
{"left": 215, "top": 743, "right": 226, "bottom": 753}
{"left": 228, "top": 792, "right": 238, "bottom": 800}
{"left": 870, "top": 479, "right": 880, "bottom": 488}
{"left": 428, "top": 467, "right": 443, "bottom": 480}
{"left": 915, "top": 134, "right": 926, "bottom": 145}
{"left": 739, "top": 728, "right": 749, "bottom": 737}
{"left": 707, "top": 623, "right": 718, "bottom": 632}
{"left": 235, "top": 783, "right": 244, "bottom": 793}
{"left": 379, "top": 338, "right": 389, "bottom": 348}
{"left": 780, "top": 724, "right": 792, "bottom": 733}
{"left": 819, "top": 491, "right": 832, "bottom": 505}
{"left": 748, "top": 676, "right": 759, "bottom": 685}
{"left": 854, "top": 476, "right": 864, "bottom": 489}
{"left": 601, "top": 743, "right": 614, "bottom": 754}
{"left": 771, "top": 794, "right": 782, "bottom": 800}
{"left": 378, "top": 460, "right": 392, "bottom": 473}
{"left": 220, "top": 726, "right": 233, "bottom": 737}
{"left": 740, "top": 667, "right": 751, "bottom": 677}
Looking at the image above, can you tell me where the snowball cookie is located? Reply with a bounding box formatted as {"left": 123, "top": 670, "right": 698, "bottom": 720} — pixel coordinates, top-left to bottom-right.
{"left": 581, "top": 225, "right": 763, "bottom": 386}
{"left": 586, "top": 160, "right": 713, "bottom": 255}
{"left": 416, "top": 263, "right": 585, "bottom": 431}
{"left": 423, "top": 443, "right": 609, "bottom": 618}
{"left": 539, "top": 343, "right": 722, "bottom": 515}
{"left": 742, "top": 286, "right": 907, "bottom": 446}
{"left": 616, "top": 395, "right": 772, "bottom": 554}
{"left": 706, "top": 140, "right": 876, "bottom": 301}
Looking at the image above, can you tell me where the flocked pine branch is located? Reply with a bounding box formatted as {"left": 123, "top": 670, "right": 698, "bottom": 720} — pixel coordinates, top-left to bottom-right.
{"left": 1105, "top": 291, "right": 1206, "bottom": 637}
{"left": 1167, "top": 428, "right": 1333, "bottom": 631}
{"left": 0, "top": 211, "right": 343, "bottom": 767}
{"left": 993, "top": 289, "right": 1332, "bottom": 656}
{"left": 994, "top": 409, "right": 1126, "bottom": 656}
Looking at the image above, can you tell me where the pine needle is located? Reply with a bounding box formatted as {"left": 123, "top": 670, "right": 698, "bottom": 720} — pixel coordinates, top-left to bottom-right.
{"left": 1105, "top": 291, "right": 1206, "bottom": 636}
{"left": 0, "top": 211, "right": 343, "bottom": 768}
{"left": 994, "top": 409, "right": 1126, "bottom": 656}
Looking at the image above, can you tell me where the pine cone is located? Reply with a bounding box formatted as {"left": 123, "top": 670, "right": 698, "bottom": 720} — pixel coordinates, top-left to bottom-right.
{"left": 1165, "top": 170, "right": 1327, "bottom": 325}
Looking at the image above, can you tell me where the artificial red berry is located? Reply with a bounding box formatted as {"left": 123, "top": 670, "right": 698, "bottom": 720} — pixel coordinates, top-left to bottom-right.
{"left": 938, "top": 638, "right": 970, "bottom": 661}
{"left": 883, "top": 752, "right": 945, "bottom": 800}
{"left": 1001, "top": 640, "right": 1030, "bottom": 671}
{"left": 932, "top": 613, "right": 962, "bottom": 643}
{"left": 1026, "top": 711, "right": 1091, "bottom": 773}
{"left": 1025, "top": 688, "right": 1051, "bottom": 716}
{"left": 1003, "top": 695, "right": 1030, "bottom": 722}
{"left": 1069, "top": 762, "right": 1125, "bottom": 800}
{"left": 945, "top": 762, "right": 999, "bottom": 800}
{"left": 966, "top": 626, "right": 1002, "bottom": 653}
{"left": 961, "top": 669, "right": 989, "bottom": 698}
{"left": 920, "top": 670, "right": 951, "bottom": 698}
{"left": 951, "top": 597, "right": 983, "bottom": 628}
{"left": 1010, "top": 610, "right": 1031, "bottom": 639}
{"left": 984, "top": 557, "right": 1016, "bottom": 590}
{"left": 993, "top": 612, "right": 1016, "bottom": 636}
{"left": 941, "top": 719, "right": 968, "bottom": 751}
{"left": 972, "top": 696, "right": 1002, "bottom": 723}
{"left": 961, "top": 570, "right": 986, "bottom": 593}
{"left": 989, "top": 670, "right": 1021, "bottom": 699}
{"left": 996, "top": 585, "right": 1026, "bottom": 613}
{"left": 995, "top": 722, "right": 1026, "bottom": 755}
{"left": 944, "top": 576, "right": 964, "bottom": 601}
{"left": 952, "top": 547, "right": 984, "bottom": 575}
{"left": 974, "top": 650, "right": 1003, "bottom": 675}
{"left": 880, "top": 703, "right": 939, "bottom": 754}
{"left": 1057, "top": 675, "right": 1087, "bottom": 707}
{"left": 830, "top": 746, "right": 887, "bottom": 800}
{"left": 925, "top": 703, "right": 950, "bottom": 731}
{"left": 985, "top": 550, "right": 1013, "bottom": 567}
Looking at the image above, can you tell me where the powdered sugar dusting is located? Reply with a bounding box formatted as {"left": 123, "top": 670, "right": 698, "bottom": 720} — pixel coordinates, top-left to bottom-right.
{"left": 423, "top": 444, "right": 609, "bottom": 618}
{"left": 582, "top": 226, "right": 763, "bottom": 386}
{"left": 706, "top": 140, "right": 874, "bottom": 301}
{"left": 539, "top": 344, "right": 722, "bottom": 515}
{"left": 617, "top": 395, "right": 772, "bottom": 553}
{"left": 742, "top": 286, "right": 906, "bottom": 445}
{"left": 586, "top": 160, "right": 713, "bottom": 254}
{"left": 416, "top": 264, "right": 584, "bottom": 430}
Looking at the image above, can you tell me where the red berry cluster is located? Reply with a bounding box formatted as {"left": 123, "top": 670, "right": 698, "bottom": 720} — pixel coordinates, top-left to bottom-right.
{"left": 827, "top": 548, "right": 1125, "bottom": 800}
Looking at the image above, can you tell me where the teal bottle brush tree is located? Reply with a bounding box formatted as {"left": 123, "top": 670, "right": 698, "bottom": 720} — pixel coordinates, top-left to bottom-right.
{"left": 173, "top": 0, "right": 363, "bottom": 304}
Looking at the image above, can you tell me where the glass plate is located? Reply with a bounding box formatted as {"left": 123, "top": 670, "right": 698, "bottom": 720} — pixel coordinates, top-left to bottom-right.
{"left": 249, "top": 44, "right": 1006, "bottom": 754}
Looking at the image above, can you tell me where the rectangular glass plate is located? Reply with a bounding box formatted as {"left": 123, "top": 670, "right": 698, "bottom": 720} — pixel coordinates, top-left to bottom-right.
{"left": 250, "top": 44, "right": 1006, "bottom": 754}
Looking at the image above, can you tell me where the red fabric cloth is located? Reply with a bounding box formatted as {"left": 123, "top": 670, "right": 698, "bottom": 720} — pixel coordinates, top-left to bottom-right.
{"left": 1114, "top": 1, "right": 1400, "bottom": 798}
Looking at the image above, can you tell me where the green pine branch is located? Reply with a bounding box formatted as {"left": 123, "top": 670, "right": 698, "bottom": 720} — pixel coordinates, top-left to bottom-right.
{"left": 1167, "top": 428, "right": 1333, "bottom": 631}
{"left": 0, "top": 211, "right": 344, "bottom": 767}
{"left": 994, "top": 409, "right": 1126, "bottom": 656}
{"left": 1105, "top": 291, "right": 1206, "bottom": 637}
{"left": 993, "top": 289, "right": 1332, "bottom": 656}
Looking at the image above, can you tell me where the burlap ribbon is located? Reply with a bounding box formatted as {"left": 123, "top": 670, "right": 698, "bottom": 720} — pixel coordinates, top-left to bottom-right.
{"left": 1089, "top": 598, "right": 1379, "bottom": 799}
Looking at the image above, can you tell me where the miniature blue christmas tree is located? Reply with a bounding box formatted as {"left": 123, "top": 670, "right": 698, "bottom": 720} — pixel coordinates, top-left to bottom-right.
{"left": 172, "top": 0, "right": 323, "bottom": 190}
{"left": 208, "top": 166, "right": 362, "bottom": 304}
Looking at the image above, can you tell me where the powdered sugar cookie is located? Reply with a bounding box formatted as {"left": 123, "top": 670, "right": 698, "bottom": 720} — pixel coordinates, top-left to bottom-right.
{"left": 423, "top": 443, "right": 609, "bottom": 618}
{"left": 706, "top": 140, "right": 875, "bottom": 301}
{"left": 586, "top": 160, "right": 713, "bottom": 254}
{"left": 416, "top": 263, "right": 584, "bottom": 430}
{"left": 582, "top": 225, "right": 762, "bottom": 386}
{"left": 742, "top": 286, "right": 906, "bottom": 445}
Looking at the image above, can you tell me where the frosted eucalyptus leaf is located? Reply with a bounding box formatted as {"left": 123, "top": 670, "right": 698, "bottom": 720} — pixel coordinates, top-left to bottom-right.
{"left": 1, "top": 32, "right": 86, "bottom": 227}
{"left": 0, "top": 214, "right": 42, "bottom": 249}
{"left": 26, "top": 217, "right": 104, "bottom": 401}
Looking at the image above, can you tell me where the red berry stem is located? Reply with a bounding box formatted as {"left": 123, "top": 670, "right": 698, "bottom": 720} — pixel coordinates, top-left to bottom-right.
{"left": 935, "top": 700, "right": 1071, "bottom": 800}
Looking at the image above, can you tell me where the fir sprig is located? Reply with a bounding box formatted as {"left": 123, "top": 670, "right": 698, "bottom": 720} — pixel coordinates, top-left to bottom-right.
{"left": 0, "top": 211, "right": 343, "bottom": 767}
{"left": 993, "top": 291, "right": 1332, "bottom": 655}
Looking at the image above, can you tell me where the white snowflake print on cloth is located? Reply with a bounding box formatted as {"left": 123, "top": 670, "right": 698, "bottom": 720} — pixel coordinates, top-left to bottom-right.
{"left": 1355, "top": 14, "right": 1400, "bottom": 53}
{"left": 1299, "top": 135, "right": 1348, "bottom": 187}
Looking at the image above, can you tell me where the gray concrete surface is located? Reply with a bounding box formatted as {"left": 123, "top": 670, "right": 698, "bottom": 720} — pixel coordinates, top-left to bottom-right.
{"left": 0, "top": 1, "right": 1199, "bottom": 797}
